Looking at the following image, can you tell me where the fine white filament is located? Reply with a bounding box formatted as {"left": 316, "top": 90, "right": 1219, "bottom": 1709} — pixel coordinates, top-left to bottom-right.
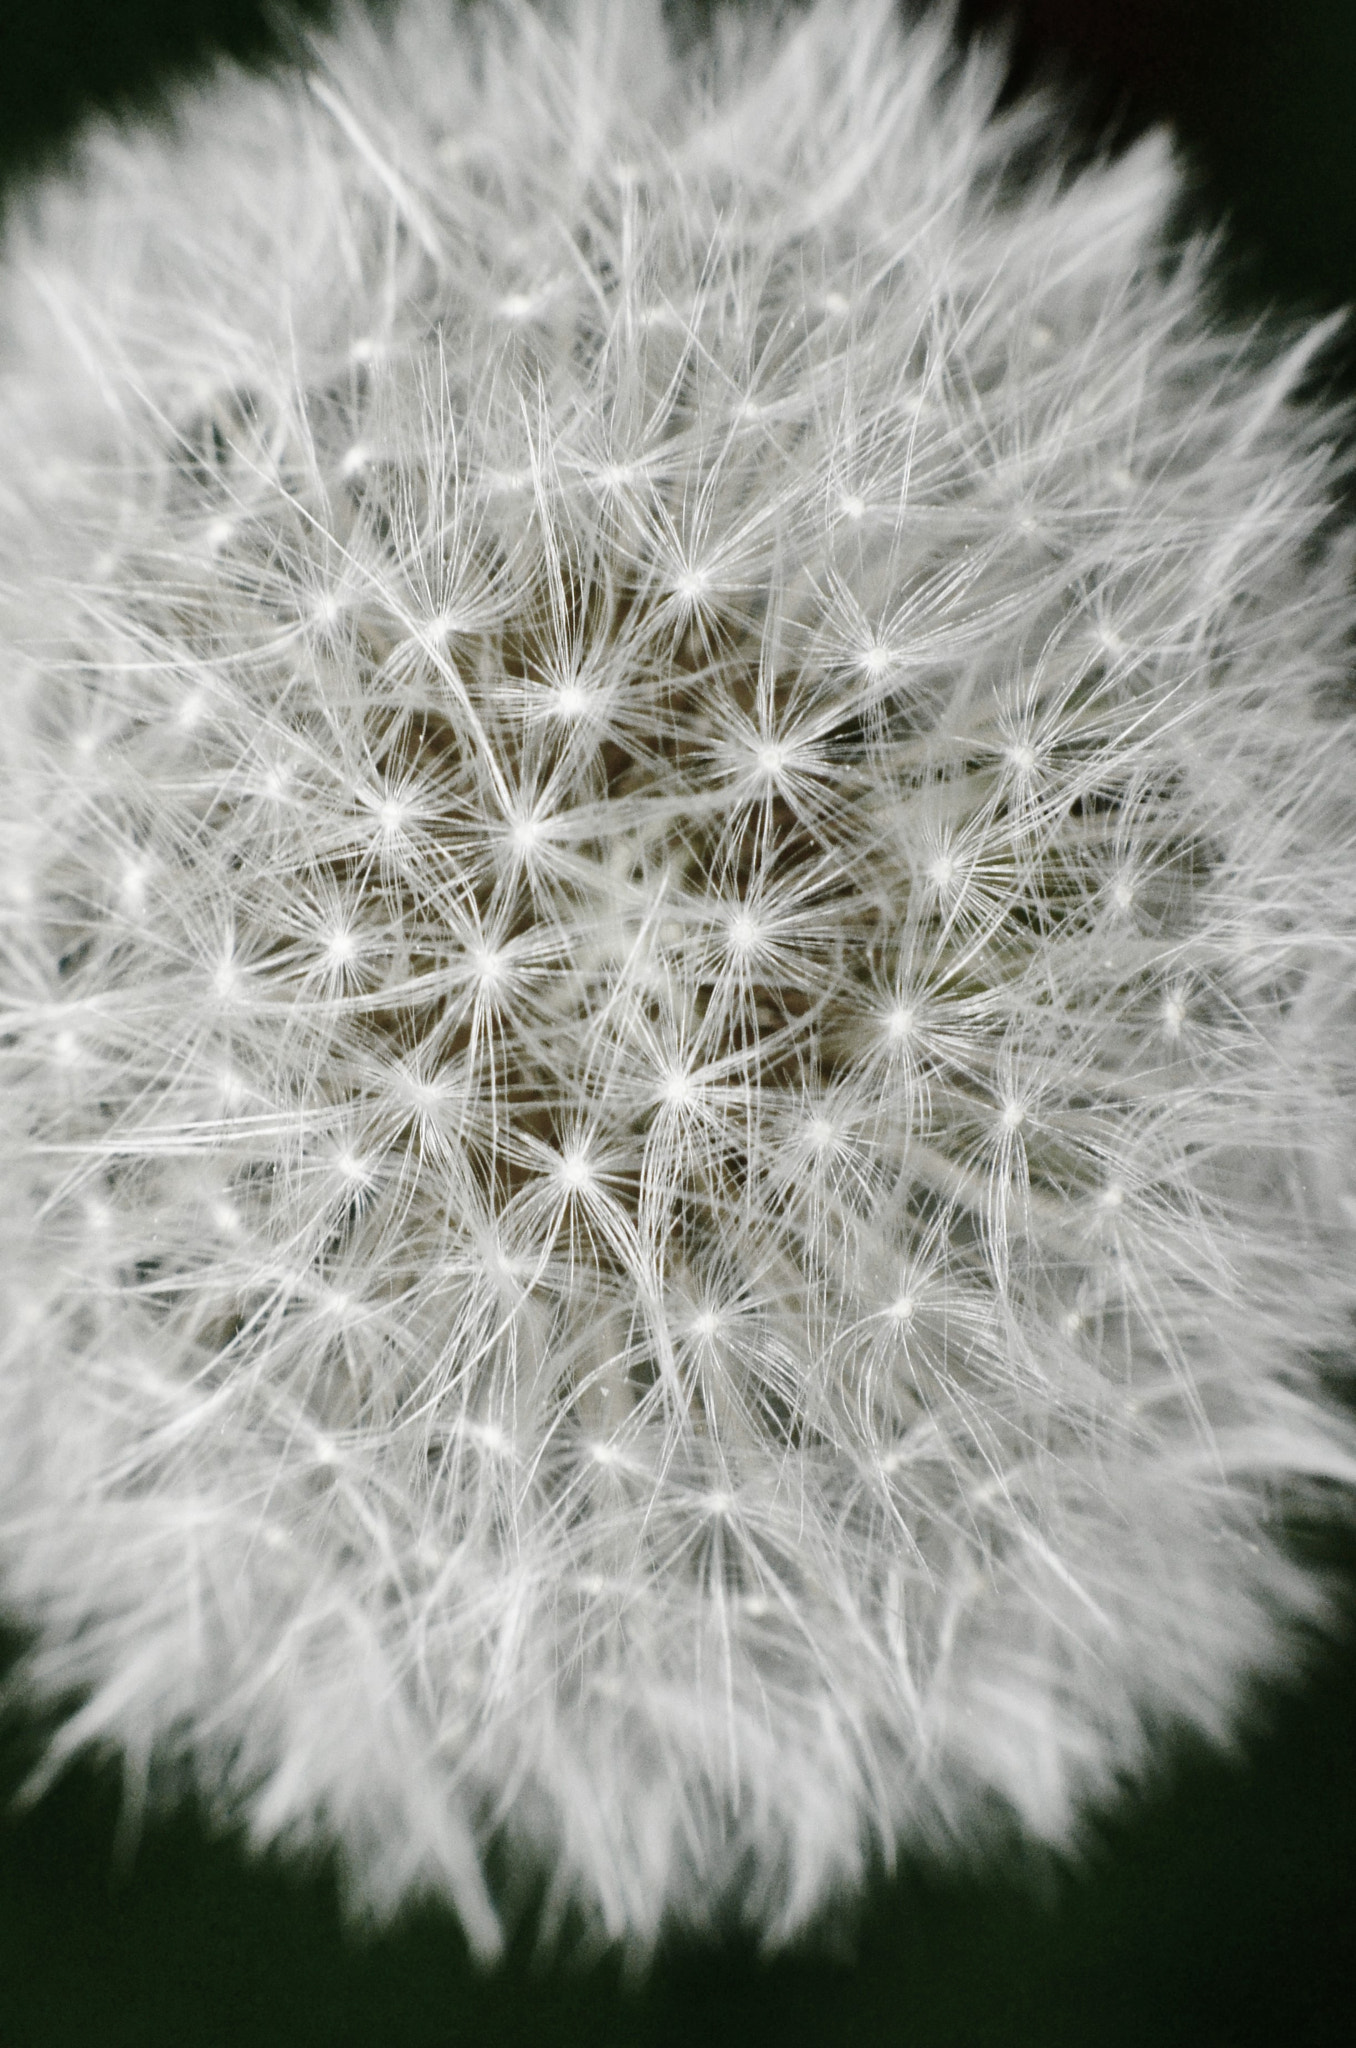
{"left": 2, "top": 0, "right": 1356, "bottom": 1958}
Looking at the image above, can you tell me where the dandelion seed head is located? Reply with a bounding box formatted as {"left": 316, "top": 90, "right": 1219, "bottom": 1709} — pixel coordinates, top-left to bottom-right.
{"left": 803, "top": 1112, "right": 841, "bottom": 1157}
{"left": 2, "top": 0, "right": 1356, "bottom": 1965}
{"left": 548, "top": 677, "right": 593, "bottom": 722}
{"left": 213, "top": 1062, "right": 249, "bottom": 1113}
{"left": 320, "top": 1286, "right": 354, "bottom": 1325}
{"left": 658, "top": 1064, "right": 696, "bottom": 1110}
{"left": 117, "top": 857, "right": 152, "bottom": 915}
{"left": 333, "top": 1147, "right": 372, "bottom": 1189}
{"left": 554, "top": 1141, "right": 596, "bottom": 1196}
{"left": 210, "top": 956, "right": 241, "bottom": 1004}
{"left": 468, "top": 942, "right": 506, "bottom": 990}
{"left": 672, "top": 564, "right": 713, "bottom": 608}
{"left": 371, "top": 792, "right": 407, "bottom": 836}
{"left": 485, "top": 464, "right": 532, "bottom": 496}
{"left": 468, "top": 1418, "right": 510, "bottom": 1458}
{"left": 637, "top": 301, "right": 683, "bottom": 332}
{"left": 51, "top": 1028, "right": 81, "bottom": 1068}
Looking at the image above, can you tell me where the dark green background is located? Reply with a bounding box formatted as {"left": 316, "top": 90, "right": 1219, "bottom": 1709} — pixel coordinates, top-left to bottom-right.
{"left": 2, "top": 4, "right": 1355, "bottom": 2043}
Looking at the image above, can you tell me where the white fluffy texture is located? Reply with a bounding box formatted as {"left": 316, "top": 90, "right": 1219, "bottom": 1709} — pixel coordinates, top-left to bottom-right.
{"left": 2, "top": 0, "right": 1356, "bottom": 1956}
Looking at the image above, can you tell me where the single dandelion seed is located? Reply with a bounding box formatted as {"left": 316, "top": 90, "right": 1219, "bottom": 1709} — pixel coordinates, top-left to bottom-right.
{"left": 551, "top": 681, "right": 590, "bottom": 719}
{"left": 659, "top": 1065, "right": 696, "bottom": 1109}
{"left": 1161, "top": 992, "right": 1188, "bottom": 1039}
{"left": 496, "top": 289, "right": 543, "bottom": 323}
{"left": 673, "top": 564, "right": 712, "bottom": 606}
{"left": 555, "top": 1143, "right": 596, "bottom": 1195}
{"left": 726, "top": 907, "right": 763, "bottom": 957}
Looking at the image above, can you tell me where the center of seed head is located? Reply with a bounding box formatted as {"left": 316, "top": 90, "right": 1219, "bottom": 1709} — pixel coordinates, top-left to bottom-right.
{"left": 674, "top": 565, "right": 711, "bottom": 605}
{"left": 509, "top": 812, "right": 544, "bottom": 856}
{"left": 727, "top": 908, "right": 761, "bottom": 955}
{"left": 660, "top": 1066, "right": 696, "bottom": 1108}
{"left": 469, "top": 944, "right": 506, "bottom": 988}
{"left": 551, "top": 682, "right": 589, "bottom": 719}
{"left": 556, "top": 1144, "right": 595, "bottom": 1194}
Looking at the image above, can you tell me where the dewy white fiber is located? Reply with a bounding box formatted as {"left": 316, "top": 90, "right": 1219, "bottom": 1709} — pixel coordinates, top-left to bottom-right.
{"left": 2, "top": 0, "right": 1355, "bottom": 1959}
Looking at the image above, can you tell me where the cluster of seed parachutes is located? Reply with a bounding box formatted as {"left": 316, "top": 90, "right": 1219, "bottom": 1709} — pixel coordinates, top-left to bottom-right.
{"left": 3, "top": 0, "right": 1355, "bottom": 1950}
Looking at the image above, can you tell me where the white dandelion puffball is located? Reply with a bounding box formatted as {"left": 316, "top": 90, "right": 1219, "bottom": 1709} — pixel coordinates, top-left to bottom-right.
{"left": 4, "top": 0, "right": 1356, "bottom": 1958}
